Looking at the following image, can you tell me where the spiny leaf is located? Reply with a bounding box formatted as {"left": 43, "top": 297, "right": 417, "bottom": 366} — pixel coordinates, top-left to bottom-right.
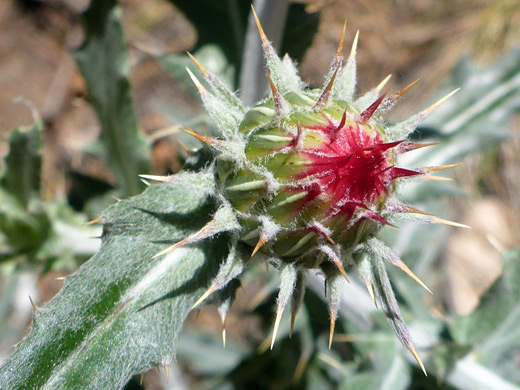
{"left": 0, "top": 183, "right": 227, "bottom": 389}
{"left": 370, "top": 251, "right": 426, "bottom": 375}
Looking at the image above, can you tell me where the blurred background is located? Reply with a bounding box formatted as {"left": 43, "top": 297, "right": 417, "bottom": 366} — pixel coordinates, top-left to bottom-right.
{"left": 1, "top": 0, "right": 519, "bottom": 389}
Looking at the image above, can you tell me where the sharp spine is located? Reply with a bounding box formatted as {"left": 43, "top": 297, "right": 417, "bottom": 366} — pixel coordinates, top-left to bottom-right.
{"left": 191, "top": 284, "right": 218, "bottom": 310}
{"left": 179, "top": 127, "right": 219, "bottom": 148}
{"left": 329, "top": 315, "right": 336, "bottom": 350}
{"left": 164, "top": 365, "right": 169, "bottom": 384}
{"left": 395, "top": 260, "right": 433, "bottom": 294}
{"left": 222, "top": 324, "right": 227, "bottom": 348}
{"left": 29, "top": 296, "right": 38, "bottom": 312}
{"left": 83, "top": 218, "right": 101, "bottom": 226}
{"left": 375, "top": 74, "right": 392, "bottom": 94}
{"left": 186, "top": 67, "right": 207, "bottom": 96}
{"left": 421, "top": 88, "right": 460, "bottom": 117}
{"left": 360, "top": 94, "right": 386, "bottom": 122}
{"left": 138, "top": 174, "right": 171, "bottom": 182}
{"left": 410, "top": 345, "right": 427, "bottom": 376}
{"left": 251, "top": 5, "right": 269, "bottom": 46}
{"left": 152, "top": 219, "right": 217, "bottom": 258}
{"left": 336, "top": 20, "right": 347, "bottom": 58}
{"left": 423, "top": 163, "right": 463, "bottom": 173}
{"left": 349, "top": 30, "right": 359, "bottom": 60}
{"left": 186, "top": 52, "right": 208, "bottom": 76}
{"left": 251, "top": 236, "right": 267, "bottom": 257}
{"left": 364, "top": 281, "right": 377, "bottom": 306}
{"left": 270, "top": 306, "right": 284, "bottom": 350}
{"left": 314, "top": 65, "right": 341, "bottom": 109}
{"left": 430, "top": 216, "right": 470, "bottom": 229}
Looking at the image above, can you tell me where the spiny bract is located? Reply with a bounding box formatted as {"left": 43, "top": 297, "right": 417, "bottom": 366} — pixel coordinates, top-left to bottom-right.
{"left": 147, "top": 9, "right": 465, "bottom": 375}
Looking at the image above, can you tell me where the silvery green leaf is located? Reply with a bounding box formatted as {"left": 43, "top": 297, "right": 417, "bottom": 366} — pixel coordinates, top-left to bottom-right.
{"left": 0, "top": 181, "right": 228, "bottom": 390}
{"left": 450, "top": 249, "right": 520, "bottom": 383}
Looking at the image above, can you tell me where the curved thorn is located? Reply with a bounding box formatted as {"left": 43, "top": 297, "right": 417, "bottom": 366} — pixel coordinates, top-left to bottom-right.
{"left": 375, "top": 74, "right": 392, "bottom": 94}
{"left": 251, "top": 5, "right": 268, "bottom": 46}
{"left": 421, "top": 88, "right": 460, "bottom": 117}
{"left": 270, "top": 306, "right": 284, "bottom": 350}
{"left": 191, "top": 284, "right": 218, "bottom": 310}
{"left": 410, "top": 345, "right": 427, "bottom": 376}
{"left": 431, "top": 216, "right": 470, "bottom": 229}
{"left": 349, "top": 30, "right": 359, "bottom": 60}
{"left": 251, "top": 236, "right": 267, "bottom": 257}
{"left": 314, "top": 65, "right": 341, "bottom": 108}
{"left": 395, "top": 260, "right": 433, "bottom": 294}
{"left": 186, "top": 52, "right": 208, "bottom": 76}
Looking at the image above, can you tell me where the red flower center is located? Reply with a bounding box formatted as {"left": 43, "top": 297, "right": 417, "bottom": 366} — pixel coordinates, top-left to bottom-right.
{"left": 297, "top": 118, "right": 418, "bottom": 220}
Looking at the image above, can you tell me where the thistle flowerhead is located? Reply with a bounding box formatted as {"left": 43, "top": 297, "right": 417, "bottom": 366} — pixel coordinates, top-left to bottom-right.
{"left": 148, "top": 8, "right": 466, "bottom": 375}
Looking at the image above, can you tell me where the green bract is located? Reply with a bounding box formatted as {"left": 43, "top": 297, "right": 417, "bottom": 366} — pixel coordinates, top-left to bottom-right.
{"left": 142, "top": 11, "right": 464, "bottom": 373}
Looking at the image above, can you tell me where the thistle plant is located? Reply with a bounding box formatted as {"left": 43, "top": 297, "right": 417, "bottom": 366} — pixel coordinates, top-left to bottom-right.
{"left": 139, "top": 8, "right": 466, "bottom": 375}
{"left": 3, "top": 1, "right": 520, "bottom": 389}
